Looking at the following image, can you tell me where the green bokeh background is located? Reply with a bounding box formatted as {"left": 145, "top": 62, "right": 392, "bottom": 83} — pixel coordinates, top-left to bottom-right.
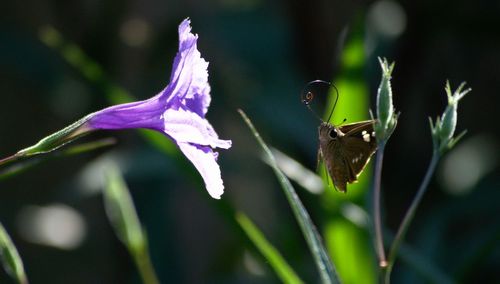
{"left": 1, "top": 0, "right": 499, "bottom": 283}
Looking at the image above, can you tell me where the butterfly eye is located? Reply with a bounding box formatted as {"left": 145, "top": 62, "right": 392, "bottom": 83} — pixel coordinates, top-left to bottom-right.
{"left": 329, "top": 129, "right": 338, "bottom": 138}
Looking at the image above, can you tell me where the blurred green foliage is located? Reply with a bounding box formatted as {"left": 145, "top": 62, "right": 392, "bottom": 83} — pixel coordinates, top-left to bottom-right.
{"left": 0, "top": 222, "right": 27, "bottom": 284}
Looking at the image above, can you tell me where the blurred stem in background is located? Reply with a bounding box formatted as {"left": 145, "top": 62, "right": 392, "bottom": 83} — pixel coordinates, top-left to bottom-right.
{"left": 0, "top": 222, "right": 28, "bottom": 284}
{"left": 38, "top": 25, "right": 177, "bottom": 156}
{"left": 103, "top": 164, "right": 159, "bottom": 284}
{"left": 235, "top": 212, "right": 304, "bottom": 284}
{"left": 320, "top": 16, "right": 377, "bottom": 284}
{"left": 103, "top": 162, "right": 304, "bottom": 284}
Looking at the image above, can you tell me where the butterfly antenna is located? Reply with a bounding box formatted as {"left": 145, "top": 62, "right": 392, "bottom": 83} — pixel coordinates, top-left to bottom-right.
{"left": 301, "top": 80, "right": 331, "bottom": 122}
{"left": 326, "top": 83, "right": 340, "bottom": 123}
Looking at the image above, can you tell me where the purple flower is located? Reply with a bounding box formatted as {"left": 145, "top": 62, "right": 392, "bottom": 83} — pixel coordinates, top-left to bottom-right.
{"left": 86, "top": 19, "right": 231, "bottom": 199}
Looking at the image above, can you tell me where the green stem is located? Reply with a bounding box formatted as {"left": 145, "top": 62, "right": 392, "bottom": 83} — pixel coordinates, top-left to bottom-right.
{"left": 236, "top": 212, "right": 304, "bottom": 284}
{"left": 16, "top": 115, "right": 93, "bottom": 156}
{"left": 385, "top": 151, "right": 440, "bottom": 283}
{"left": 372, "top": 142, "right": 388, "bottom": 270}
{"left": 0, "top": 154, "right": 20, "bottom": 167}
{"left": 133, "top": 247, "right": 159, "bottom": 284}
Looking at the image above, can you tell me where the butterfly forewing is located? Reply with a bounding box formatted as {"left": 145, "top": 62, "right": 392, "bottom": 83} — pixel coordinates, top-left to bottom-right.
{"left": 338, "top": 120, "right": 375, "bottom": 135}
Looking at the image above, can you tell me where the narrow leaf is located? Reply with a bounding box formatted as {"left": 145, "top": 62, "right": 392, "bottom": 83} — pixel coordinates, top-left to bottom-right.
{"left": 239, "top": 109, "right": 340, "bottom": 284}
{"left": 103, "top": 165, "right": 159, "bottom": 284}
{"left": 0, "top": 222, "right": 28, "bottom": 284}
{"left": 236, "top": 212, "right": 303, "bottom": 284}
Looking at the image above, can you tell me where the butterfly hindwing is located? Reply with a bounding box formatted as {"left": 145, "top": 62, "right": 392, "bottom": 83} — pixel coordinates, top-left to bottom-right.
{"left": 342, "top": 135, "right": 377, "bottom": 181}
{"left": 325, "top": 136, "right": 349, "bottom": 192}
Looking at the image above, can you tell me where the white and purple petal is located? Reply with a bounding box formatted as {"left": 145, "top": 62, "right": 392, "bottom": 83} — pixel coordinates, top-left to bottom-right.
{"left": 163, "top": 18, "right": 211, "bottom": 117}
{"left": 177, "top": 142, "right": 225, "bottom": 199}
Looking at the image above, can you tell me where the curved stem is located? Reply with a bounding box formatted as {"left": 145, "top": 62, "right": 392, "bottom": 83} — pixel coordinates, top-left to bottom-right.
{"left": 373, "top": 142, "right": 388, "bottom": 269}
{"left": 385, "top": 151, "right": 440, "bottom": 283}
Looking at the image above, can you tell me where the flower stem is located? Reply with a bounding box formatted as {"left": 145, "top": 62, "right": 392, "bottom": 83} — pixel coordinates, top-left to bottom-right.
{"left": 385, "top": 150, "right": 440, "bottom": 283}
{"left": 372, "top": 142, "right": 388, "bottom": 270}
{"left": 0, "top": 154, "right": 19, "bottom": 167}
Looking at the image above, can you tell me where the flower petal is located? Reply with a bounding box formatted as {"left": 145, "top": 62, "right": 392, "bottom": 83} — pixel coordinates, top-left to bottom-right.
{"left": 177, "top": 142, "right": 224, "bottom": 199}
{"left": 163, "top": 107, "right": 231, "bottom": 149}
{"left": 87, "top": 96, "right": 164, "bottom": 131}
{"left": 163, "top": 18, "right": 211, "bottom": 117}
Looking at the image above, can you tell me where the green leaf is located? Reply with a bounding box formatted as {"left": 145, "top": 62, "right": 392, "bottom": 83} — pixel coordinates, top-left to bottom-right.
{"left": 103, "top": 165, "right": 159, "bottom": 284}
{"left": 235, "top": 212, "right": 303, "bottom": 284}
{"left": 0, "top": 222, "right": 28, "bottom": 284}
{"left": 239, "top": 109, "right": 340, "bottom": 284}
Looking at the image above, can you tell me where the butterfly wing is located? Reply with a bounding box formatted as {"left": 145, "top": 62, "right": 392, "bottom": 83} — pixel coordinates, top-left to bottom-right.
{"left": 339, "top": 120, "right": 375, "bottom": 134}
{"left": 322, "top": 139, "right": 350, "bottom": 192}
{"left": 318, "top": 123, "right": 350, "bottom": 192}
{"left": 341, "top": 136, "right": 377, "bottom": 182}
{"left": 340, "top": 120, "right": 377, "bottom": 182}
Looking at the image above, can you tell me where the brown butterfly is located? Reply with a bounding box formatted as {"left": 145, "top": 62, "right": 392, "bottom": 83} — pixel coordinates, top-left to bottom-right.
{"left": 302, "top": 81, "right": 377, "bottom": 192}
{"left": 318, "top": 120, "right": 377, "bottom": 192}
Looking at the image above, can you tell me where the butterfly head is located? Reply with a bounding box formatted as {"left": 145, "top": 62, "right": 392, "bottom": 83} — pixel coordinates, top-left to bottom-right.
{"left": 319, "top": 122, "right": 345, "bottom": 143}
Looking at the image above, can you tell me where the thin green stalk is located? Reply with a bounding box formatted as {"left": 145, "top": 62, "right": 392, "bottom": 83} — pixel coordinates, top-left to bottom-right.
{"left": 372, "top": 142, "right": 388, "bottom": 270}
{"left": 0, "top": 154, "right": 19, "bottom": 167}
{"left": 0, "top": 138, "right": 116, "bottom": 180}
{"left": 385, "top": 151, "right": 440, "bottom": 283}
{"left": 104, "top": 165, "right": 159, "bottom": 284}
{"left": 134, "top": 247, "right": 160, "bottom": 284}
{"left": 236, "top": 212, "right": 304, "bottom": 284}
{"left": 239, "top": 109, "right": 340, "bottom": 284}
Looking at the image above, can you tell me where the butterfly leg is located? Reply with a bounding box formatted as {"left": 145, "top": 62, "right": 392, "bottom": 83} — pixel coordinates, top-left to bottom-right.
{"left": 316, "top": 146, "right": 322, "bottom": 172}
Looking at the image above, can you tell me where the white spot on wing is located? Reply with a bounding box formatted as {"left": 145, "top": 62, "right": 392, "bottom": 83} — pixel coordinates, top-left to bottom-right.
{"left": 352, "top": 153, "right": 364, "bottom": 164}
{"left": 363, "top": 133, "right": 371, "bottom": 142}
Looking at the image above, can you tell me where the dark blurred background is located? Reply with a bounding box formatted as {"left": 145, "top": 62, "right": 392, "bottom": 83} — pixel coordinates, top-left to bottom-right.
{"left": 1, "top": 0, "right": 499, "bottom": 283}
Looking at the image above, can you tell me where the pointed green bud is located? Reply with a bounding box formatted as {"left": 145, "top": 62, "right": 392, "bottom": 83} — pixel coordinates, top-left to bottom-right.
{"left": 430, "top": 81, "right": 470, "bottom": 154}
{"left": 377, "top": 57, "right": 395, "bottom": 127}
{"left": 375, "top": 57, "right": 398, "bottom": 142}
